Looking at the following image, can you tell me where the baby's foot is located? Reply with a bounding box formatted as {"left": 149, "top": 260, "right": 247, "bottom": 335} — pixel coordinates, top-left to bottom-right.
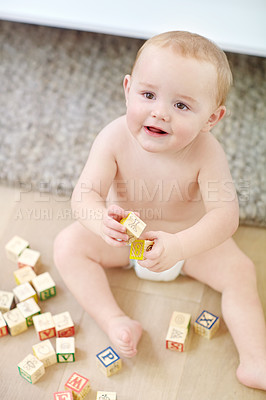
{"left": 236, "top": 357, "right": 266, "bottom": 391}
{"left": 107, "top": 315, "right": 142, "bottom": 358}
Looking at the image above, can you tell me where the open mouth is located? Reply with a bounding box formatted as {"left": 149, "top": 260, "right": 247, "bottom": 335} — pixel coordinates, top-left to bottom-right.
{"left": 144, "top": 126, "right": 168, "bottom": 135}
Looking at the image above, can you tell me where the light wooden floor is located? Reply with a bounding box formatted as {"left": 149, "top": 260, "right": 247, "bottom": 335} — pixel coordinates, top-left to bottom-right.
{"left": 0, "top": 185, "right": 265, "bottom": 400}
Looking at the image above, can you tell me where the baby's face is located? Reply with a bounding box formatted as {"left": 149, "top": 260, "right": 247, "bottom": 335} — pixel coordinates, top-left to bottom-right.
{"left": 124, "top": 45, "right": 219, "bottom": 154}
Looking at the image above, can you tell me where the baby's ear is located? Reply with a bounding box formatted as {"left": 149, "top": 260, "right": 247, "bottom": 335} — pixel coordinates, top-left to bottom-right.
{"left": 203, "top": 106, "right": 226, "bottom": 132}
{"left": 123, "top": 75, "right": 131, "bottom": 105}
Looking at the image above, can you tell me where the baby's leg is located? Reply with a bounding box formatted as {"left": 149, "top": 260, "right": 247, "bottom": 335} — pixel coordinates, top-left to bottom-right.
{"left": 183, "top": 238, "right": 266, "bottom": 391}
{"left": 54, "top": 221, "right": 142, "bottom": 358}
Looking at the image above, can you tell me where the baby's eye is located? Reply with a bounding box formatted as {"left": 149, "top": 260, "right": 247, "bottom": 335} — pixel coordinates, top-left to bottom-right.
{"left": 143, "top": 92, "right": 155, "bottom": 100}
{"left": 175, "top": 102, "right": 188, "bottom": 110}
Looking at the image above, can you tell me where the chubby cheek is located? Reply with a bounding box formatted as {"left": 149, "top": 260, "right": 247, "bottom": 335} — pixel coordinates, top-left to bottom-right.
{"left": 126, "top": 103, "right": 144, "bottom": 134}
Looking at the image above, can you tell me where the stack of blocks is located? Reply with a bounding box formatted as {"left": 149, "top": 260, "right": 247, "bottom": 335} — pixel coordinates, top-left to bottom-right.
{"left": 166, "top": 311, "right": 191, "bottom": 352}
{"left": 120, "top": 212, "right": 154, "bottom": 260}
{"left": 194, "top": 310, "right": 220, "bottom": 339}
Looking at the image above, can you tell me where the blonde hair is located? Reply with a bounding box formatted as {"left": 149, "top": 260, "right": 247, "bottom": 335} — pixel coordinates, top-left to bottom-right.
{"left": 132, "top": 31, "right": 233, "bottom": 107}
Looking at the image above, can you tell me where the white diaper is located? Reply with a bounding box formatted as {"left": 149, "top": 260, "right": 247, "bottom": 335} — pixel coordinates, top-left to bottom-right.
{"left": 131, "top": 259, "right": 185, "bottom": 282}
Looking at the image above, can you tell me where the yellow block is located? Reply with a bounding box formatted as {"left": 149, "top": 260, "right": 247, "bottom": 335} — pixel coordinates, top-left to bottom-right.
{"left": 130, "top": 239, "right": 154, "bottom": 260}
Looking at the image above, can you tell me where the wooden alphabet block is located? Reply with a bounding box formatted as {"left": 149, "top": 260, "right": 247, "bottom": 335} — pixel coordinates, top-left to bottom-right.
{"left": 0, "top": 311, "right": 8, "bottom": 337}
{"left": 96, "top": 346, "right": 122, "bottom": 377}
{"left": 33, "top": 339, "right": 57, "bottom": 367}
{"left": 166, "top": 325, "right": 188, "bottom": 352}
{"left": 64, "top": 372, "right": 90, "bottom": 400}
{"left": 5, "top": 235, "right": 29, "bottom": 262}
{"left": 130, "top": 239, "right": 154, "bottom": 260}
{"left": 120, "top": 212, "right": 146, "bottom": 241}
{"left": 17, "top": 353, "right": 45, "bottom": 384}
{"left": 18, "top": 248, "right": 41, "bottom": 271}
{"left": 13, "top": 282, "right": 38, "bottom": 304}
{"left": 3, "top": 308, "right": 27, "bottom": 336}
{"left": 96, "top": 391, "right": 117, "bottom": 399}
{"left": 13, "top": 265, "right": 37, "bottom": 285}
{"left": 53, "top": 311, "right": 75, "bottom": 337}
{"left": 17, "top": 298, "right": 41, "bottom": 327}
{"left": 32, "top": 272, "right": 56, "bottom": 301}
{"left": 54, "top": 391, "right": 73, "bottom": 400}
{"left": 0, "top": 290, "right": 15, "bottom": 313}
{"left": 194, "top": 310, "right": 220, "bottom": 339}
{"left": 33, "top": 312, "right": 56, "bottom": 340}
{"left": 56, "top": 337, "right": 75, "bottom": 363}
{"left": 169, "top": 311, "right": 191, "bottom": 330}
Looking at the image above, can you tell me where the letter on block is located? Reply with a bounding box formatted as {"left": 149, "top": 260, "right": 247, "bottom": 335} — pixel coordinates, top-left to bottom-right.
{"left": 3, "top": 308, "right": 27, "bottom": 336}
{"left": 56, "top": 337, "right": 75, "bottom": 363}
{"left": 96, "top": 391, "right": 117, "bottom": 400}
{"left": 17, "top": 248, "right": 41, "bottom": 271}
{"left": 130, "top": 239, "right": 154, "bottom": 260}
{"left": 0, "top": 312, "right": 8, "bottom": 337}
{"left": 64, "top": 372, "right": 90, "bottom": 400}
{"left": 53, "top": 311, "right": 75, "bottom": 337}
{"left": 17, "top": 353, "right": 45, "bottom": 384}
{"left": 166, "top": 326, "right": 188, "bottom": 352}
{"left": 194, "top": 310, "right": 220, "bottom": 339}
{"left": 120, "top": 212, "right": 146, "bottom": 241}
{"left": 96, "top": 346, "right": 122, "bottom": 377}
{"left": 33, "top": 339, "right": 57, "bottom": 367}
{"left": 169, "top": 311, "right": 191, "bottom": 330}
{"left": 17, "top": 298, "right": 41, "bottom": 327}
{"left": 54, "top": 391, "right": 73, "bottom": 400}
{"left": 0, "top": 290, "right": 15, "bottom": 313}
{"left": 14, "top": 265, "right": 37, "bottom": 285}
{"left": 13, "top": 282, "right": 38, "bottom": 304}
{"left": 5, "top": 235, "right": 29, "bottom": 262}
{"left": 32, "top": 272, "right": 56, "bottom": 301}
{"left": 33, "top": 312, "right": 56, "bottom": 340}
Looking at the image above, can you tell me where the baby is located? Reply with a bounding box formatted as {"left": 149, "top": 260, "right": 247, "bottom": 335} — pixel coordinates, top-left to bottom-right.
{"left": 54, "top": 31, "right": 266, "bottom": 390}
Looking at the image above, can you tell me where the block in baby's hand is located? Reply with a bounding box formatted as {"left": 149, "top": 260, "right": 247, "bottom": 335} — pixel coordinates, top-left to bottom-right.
{"left": 53, "top": 311, "right": 75, "bottom": 337}
{"left": 14, "top": 265, "right": 37, "bottom": 285}
{"left": 96, "top": 346, "right": 122, "bottom": 377}
{"left": 13, "top": 282, "right": 38, "bottom": 304}
{"left": 96, "top": 391, "right": 117, "bottom": 399}
{"left": 3, "top": 308, "right": 27, "bottom": 336}
{"left": 17, "top": 248, "right": 41, "bottom": 271}
{"left": 56, "top": 337, "right": 75, "bottom": 363}
{"left": 5, "top": 235, "right": 29, "bottom": 262}
{"left": 32, "top": 272, "right": 56, "bottom": 301}
{"left": 17, "top": 298, "right": 41, "bottom": 327}
{"left": 0, "top": 290, "right": 15, "bottom": 313}
{"left": 33, "top": 339, "right": 57, "bottom": 367}
{"left": 130, "top": 239, "right": 154, "bottom": 260}
{"left": 194, "top": 310, "right": 220, "bottom": 339}
{"left": 64, "top": 372, "right": 90, "bottom": 400}
{"left": 54, "top": 391, "right": 73, "bottom": 400}
{"left": 33, "top": 312, "right": 56, "bottom": 340}
{"left": 17, "top": 353, "right": 45, "bottom": 384}
{"left": 120, "top": 212, "right": 146, "bottom": 241}
{"left": 0, "top": 311, "right": 8, "bottom": 337}
{"left": 166, "top": 325, "right": 188, "bottom": 352}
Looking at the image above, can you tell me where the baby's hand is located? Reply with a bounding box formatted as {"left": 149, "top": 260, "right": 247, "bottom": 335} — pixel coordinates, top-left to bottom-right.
{"left": 102, "top": 205, "right": 139, "bottom": 247}
{"left": 138, "top": 231, "right": 183, "bottom": 272}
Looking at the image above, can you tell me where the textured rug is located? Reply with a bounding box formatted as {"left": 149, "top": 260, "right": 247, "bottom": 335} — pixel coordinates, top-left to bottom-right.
{"left": 0, "top": 21, "right": 265, "bottom": 226}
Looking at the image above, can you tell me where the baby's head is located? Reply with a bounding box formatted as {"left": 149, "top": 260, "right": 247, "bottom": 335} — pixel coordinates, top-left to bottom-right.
{"left": 132, "top": 31, "right": 233, "bottom": 107}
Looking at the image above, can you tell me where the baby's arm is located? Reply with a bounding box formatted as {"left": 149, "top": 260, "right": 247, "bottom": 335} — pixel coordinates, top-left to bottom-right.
{"left": 71, "top": 121, "right": 129, "bottom": 246}
{"left": 140, "top": 139, "right": 239, "bottom": 270}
